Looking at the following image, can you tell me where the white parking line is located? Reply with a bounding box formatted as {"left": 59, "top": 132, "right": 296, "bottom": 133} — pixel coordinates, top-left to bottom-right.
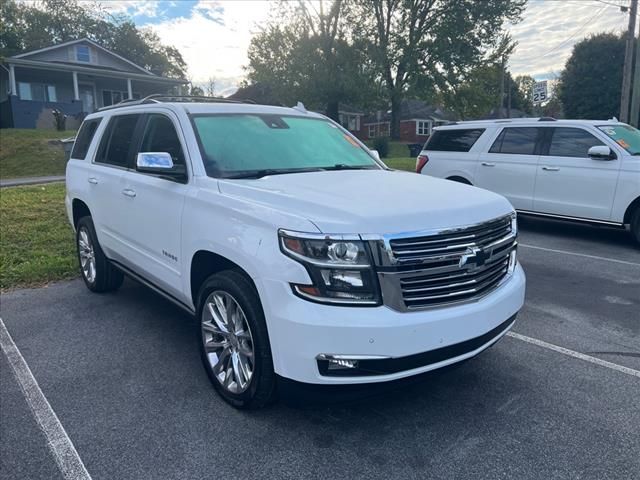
{"left": 0, "top": 318, "right": 92, "bottom": 480}
{"left": 507, "top": 331, "right": 640, "bottom": 379}
{"left": 519, "top": 243, "right": 640, "bottom": 267}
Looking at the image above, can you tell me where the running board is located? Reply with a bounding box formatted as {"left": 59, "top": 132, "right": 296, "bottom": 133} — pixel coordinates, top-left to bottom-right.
{"left": 516, "top": 210, "right": 625, "bottom": 228}
{"left": 111, "top": 260, "right": 196, "bottom": 315}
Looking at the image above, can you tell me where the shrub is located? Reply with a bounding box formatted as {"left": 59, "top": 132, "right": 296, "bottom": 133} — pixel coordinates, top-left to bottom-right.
{"left": 372, "top": 136, "right": 389, "bottom": 158}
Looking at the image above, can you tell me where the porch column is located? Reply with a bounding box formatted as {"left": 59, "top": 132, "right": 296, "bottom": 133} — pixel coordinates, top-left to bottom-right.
{"left": 177, "top": 84, "right": 183, "bottom": 96}
{"left": 127, "top": 78, "right": 133, "bottom": 99}
{"left": 8, "top": 64, "right": 17, "bottom": 96}
{"left": 72, "top": 71, "right": 79, "bottom": 101}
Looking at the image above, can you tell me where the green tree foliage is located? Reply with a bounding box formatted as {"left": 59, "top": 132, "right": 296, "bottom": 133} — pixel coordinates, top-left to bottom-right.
{"left": 443, "top": 64, "right": 532, "bottom": 120}
{"left": 0, "top": 0, "right": 186, "bottom": 78}
{"left": 356, "top": 0, "right": 526, "bottom": 138}
{"left": 558, "top": 33, "right": 625, "bottom": 119}
{"left": 247, "top": 1, "right": 378, "bottom": 119}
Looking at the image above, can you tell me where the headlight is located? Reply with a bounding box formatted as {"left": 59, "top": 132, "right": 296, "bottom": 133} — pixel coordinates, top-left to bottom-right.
{"left": 279, "top": 230, "right": 381, "bottom": 305}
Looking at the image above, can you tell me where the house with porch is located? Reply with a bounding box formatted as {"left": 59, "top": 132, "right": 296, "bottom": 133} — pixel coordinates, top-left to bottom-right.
{"left": 363, "top": 99, "right": 456, "bottom": 142}
{"left": 0, "top": 38, "right": 188, "bottom": 129}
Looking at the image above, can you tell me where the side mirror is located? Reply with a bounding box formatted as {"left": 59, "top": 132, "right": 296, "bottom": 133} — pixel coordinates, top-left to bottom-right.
{"left": 370, "top": 149, "right": 380, "bottom": 161}
{"left": 588, "top": 145, "right": 615, "bottom": 161}
{"left": 136, "top": 152, "right": 186, "bottom": 179}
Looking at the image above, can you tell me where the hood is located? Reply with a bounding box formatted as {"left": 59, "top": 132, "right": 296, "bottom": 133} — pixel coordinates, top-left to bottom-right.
{"left": 218, "top": 170, "right": 513, "bottom": 234}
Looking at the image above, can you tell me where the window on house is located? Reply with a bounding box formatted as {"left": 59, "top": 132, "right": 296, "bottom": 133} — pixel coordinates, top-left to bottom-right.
{"left": 102, "top": 90, "right": 139, "bottom": 107}
{"left": 416, "top": 120, "right": 431, "bottom": 136}
{"left": 367, "top": 125, "right": 376, "bottom": 138}
{"left": 17, "top": 82, "right": 57, "bottom": 102}
{"left": 76, "top": 45, "right": 91, "bottom": 62}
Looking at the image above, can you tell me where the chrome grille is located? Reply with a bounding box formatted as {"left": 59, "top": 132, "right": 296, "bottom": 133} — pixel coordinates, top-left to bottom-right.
{"left": 371, "top": 215, "right": 517, "bottom": 311}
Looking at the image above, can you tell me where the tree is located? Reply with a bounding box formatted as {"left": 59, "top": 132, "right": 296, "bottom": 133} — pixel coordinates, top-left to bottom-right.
{"left": 514, "top": 75, "right": 535, "bottom": 110}
{"left": 0, "top": 0, "right": 186, "bottom": 78}
{"left": 355, "top": 0, "right": 526, "bottom": 138}
{"left": 558, "top": 33, "right": 625, "bottom": 119}
{"left": 246, "top": 1, "right": 380, "bottom": 118}
{"left": 443, "top": 64, "right": 532, "bottom": 120}
{"left": 205, "top": 77, "right": 216, "bottom": 97}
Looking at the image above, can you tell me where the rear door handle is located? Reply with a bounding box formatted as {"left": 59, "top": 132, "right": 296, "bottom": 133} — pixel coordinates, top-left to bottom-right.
{"left": 88, "top": 177, "right": 98, "bottom": 184}
{"left": 481, "top": 162, "right": 496, "bottom": 167}
{"left": 122, "top": 188, "right": 136, "bottom": 198}
{"left": 542, "top": 166, "right": 560, "bottom": 171}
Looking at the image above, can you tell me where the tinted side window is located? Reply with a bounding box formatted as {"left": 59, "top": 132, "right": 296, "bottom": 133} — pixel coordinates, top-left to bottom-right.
{"left": 425, "top": 129, "right": 485, "bottom": 152}
{"left": 138, "top": 114, "right": 185, "bottom": 166}
{"left": 490, "top": 127, "right": 539, "bottom": 155}
{"left": 96, "top": 114, "right": 141, "bottom": 167}
{"left": 71, "top": 119, "right": 101, "bottom": 160}
{"left": 548, "top": 128, "right": 604, "bottom": 158}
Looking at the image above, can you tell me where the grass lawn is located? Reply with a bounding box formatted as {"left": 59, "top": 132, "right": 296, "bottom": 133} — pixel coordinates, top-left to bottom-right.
{"left": 0, "top": 129, "right": 76, "bottom": 180}
{"left": 0, "top": 183, "right": 77, "bottom": 290}
{"left": 383, "top": 157, "right": 415, "bottom": 172}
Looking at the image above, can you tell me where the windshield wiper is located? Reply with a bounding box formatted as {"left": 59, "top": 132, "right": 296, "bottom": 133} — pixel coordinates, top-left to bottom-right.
{"left": 223, "top": 168, "right": 325, "bottom": 179}
{"left": 322, "top": 164, "right": 379, "bottom": 171}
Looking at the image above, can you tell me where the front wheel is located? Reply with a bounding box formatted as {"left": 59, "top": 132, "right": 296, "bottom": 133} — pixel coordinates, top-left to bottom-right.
{"left": 197, "top": 270, "right": 276, "bottom": 409}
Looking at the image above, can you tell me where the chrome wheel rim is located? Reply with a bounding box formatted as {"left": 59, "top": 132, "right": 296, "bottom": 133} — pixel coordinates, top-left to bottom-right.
{"left": 78, "top": 228, "right": 96, "bottom": 283}
{"left": 201, "top": 291, "right": 255, "bottom": 394}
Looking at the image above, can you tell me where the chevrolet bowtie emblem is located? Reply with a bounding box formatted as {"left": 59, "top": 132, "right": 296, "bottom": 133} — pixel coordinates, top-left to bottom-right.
{"left": 459, "top": 246, "right": 490, "bottom": 270}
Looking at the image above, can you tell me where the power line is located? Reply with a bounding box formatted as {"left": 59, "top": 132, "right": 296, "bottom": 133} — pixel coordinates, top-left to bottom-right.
{"left": 537, "top": 6, "right": 608, "bottom": 58}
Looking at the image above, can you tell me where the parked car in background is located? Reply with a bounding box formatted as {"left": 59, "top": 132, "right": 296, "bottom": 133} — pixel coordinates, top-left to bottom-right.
{"left": 416, "top": 119, "right": 640, "bottom": 245}
{"left": 65, "top": 97, "right": 525, "bottom": 408}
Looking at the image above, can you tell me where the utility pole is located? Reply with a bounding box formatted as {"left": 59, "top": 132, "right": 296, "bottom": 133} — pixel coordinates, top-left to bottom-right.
{"left": 498, "top": 56, "right": 505, "bottom": 118}
{"left": 631, "top": 37, "right": 640, "bottom": 127}
{"left": 620, "top": 0, "right": 638, "bottom": 123}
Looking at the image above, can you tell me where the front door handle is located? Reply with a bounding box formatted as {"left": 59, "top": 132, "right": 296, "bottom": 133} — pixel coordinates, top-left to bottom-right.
{"left": 481, "top": 162, "right": 496, "bottom": 167}
{"left": 542, "top": 166, "right": 560, "bottom": 171}
{"left": 88, "top": 177, "right": 98, "bottom": 184}
{"left": 122, "top": 188, "right": 136, "bottom": 198}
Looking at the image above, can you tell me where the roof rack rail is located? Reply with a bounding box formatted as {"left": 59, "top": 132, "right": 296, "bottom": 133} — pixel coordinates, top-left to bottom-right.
{"left": 538, "top": 116, "right": 556, "bottom": 121}
{"left": 98, "top": 94, "right": 256, "bottom": 112}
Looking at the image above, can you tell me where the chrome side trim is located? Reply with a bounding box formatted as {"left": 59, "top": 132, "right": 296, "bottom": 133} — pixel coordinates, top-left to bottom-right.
{"left": 516, "top": 210, "right": 624, "bottom": 227}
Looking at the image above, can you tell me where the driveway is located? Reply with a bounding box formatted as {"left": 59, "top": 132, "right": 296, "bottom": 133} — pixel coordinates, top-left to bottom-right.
{"left": 1, "top": 216, "right": 639, "bottom": 480}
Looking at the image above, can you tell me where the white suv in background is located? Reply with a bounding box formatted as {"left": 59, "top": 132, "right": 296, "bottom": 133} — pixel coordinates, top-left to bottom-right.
{"left": 417, "top": 119, "right": 640, "bottom": 244}
{"left": 66, "top": 97, "right": 525, "bottom": 408}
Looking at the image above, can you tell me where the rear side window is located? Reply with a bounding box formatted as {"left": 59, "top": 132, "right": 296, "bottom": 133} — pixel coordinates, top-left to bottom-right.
{"left": 548, "top": 128, "right": 604, "bottom": 158}
{"left": 138, "top": 114, "right": 185, "bottom": 166}
{"left": 96, "top": 114, "right": 141, "bottom": 167}
{"left": 71, "top": 119, "right": 101, "bottom": 160}
{"left": 424, "top": 129, "right": 484, "bottom": 152}
{"left": 490, "top": 127, "right": 539, "bottom": 155}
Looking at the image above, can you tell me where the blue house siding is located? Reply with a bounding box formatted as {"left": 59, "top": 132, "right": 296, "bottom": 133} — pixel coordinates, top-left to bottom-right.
{"left": 0, "top": 96, "right": 83, "bottom": 129}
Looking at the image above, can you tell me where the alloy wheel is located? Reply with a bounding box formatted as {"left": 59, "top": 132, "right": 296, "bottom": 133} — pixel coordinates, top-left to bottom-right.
{"left": 201, "top": 291, "right": 255, "bottom": 394}
{"left": 78, "top": 227, "right": 96, "bottom": 283}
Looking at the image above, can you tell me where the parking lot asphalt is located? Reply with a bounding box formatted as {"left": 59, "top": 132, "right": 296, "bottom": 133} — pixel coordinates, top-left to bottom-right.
{"left": 2, "top": 216, "right": 639, "bottom": 480}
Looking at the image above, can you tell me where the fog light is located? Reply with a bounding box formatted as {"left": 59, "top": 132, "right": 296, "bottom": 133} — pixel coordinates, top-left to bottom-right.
{"left": 328, "top": 358, "right": 358, "bottom": 370}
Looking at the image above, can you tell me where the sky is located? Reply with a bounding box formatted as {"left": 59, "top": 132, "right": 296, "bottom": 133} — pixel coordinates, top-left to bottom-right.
{"left": 95, "top": 0, "right": 632, "bottom": 95}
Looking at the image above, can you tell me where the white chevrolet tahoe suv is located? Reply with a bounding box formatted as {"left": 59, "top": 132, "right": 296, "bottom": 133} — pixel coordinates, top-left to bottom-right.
{"left": 417, "top": 118, "right": 640, "bottom": 244}
{"left": 66, "top": 98, "right": 525, "bottom": 408}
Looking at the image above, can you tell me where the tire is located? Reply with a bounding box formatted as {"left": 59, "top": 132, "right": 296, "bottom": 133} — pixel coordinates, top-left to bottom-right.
{"left": 197, "top": 270, "right": 276, "bottom": 409}
{"left": 76, "top": 216, "right": 124, "bottom": 293}
{"left": 631, "top": 207, "right": 640, "bottom": 246}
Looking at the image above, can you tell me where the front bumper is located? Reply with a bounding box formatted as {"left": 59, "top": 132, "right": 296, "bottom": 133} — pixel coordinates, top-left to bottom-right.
{"left": 259, "top": 263, "right": 525, "bottom": 385}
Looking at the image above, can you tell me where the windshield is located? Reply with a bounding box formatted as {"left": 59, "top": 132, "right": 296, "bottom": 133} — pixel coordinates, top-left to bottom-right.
{"left": 191, "top": 114, "right": 381, "bottom": 178}
{"left": 597, "top": 124, "right": 640, "bottom": 155}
